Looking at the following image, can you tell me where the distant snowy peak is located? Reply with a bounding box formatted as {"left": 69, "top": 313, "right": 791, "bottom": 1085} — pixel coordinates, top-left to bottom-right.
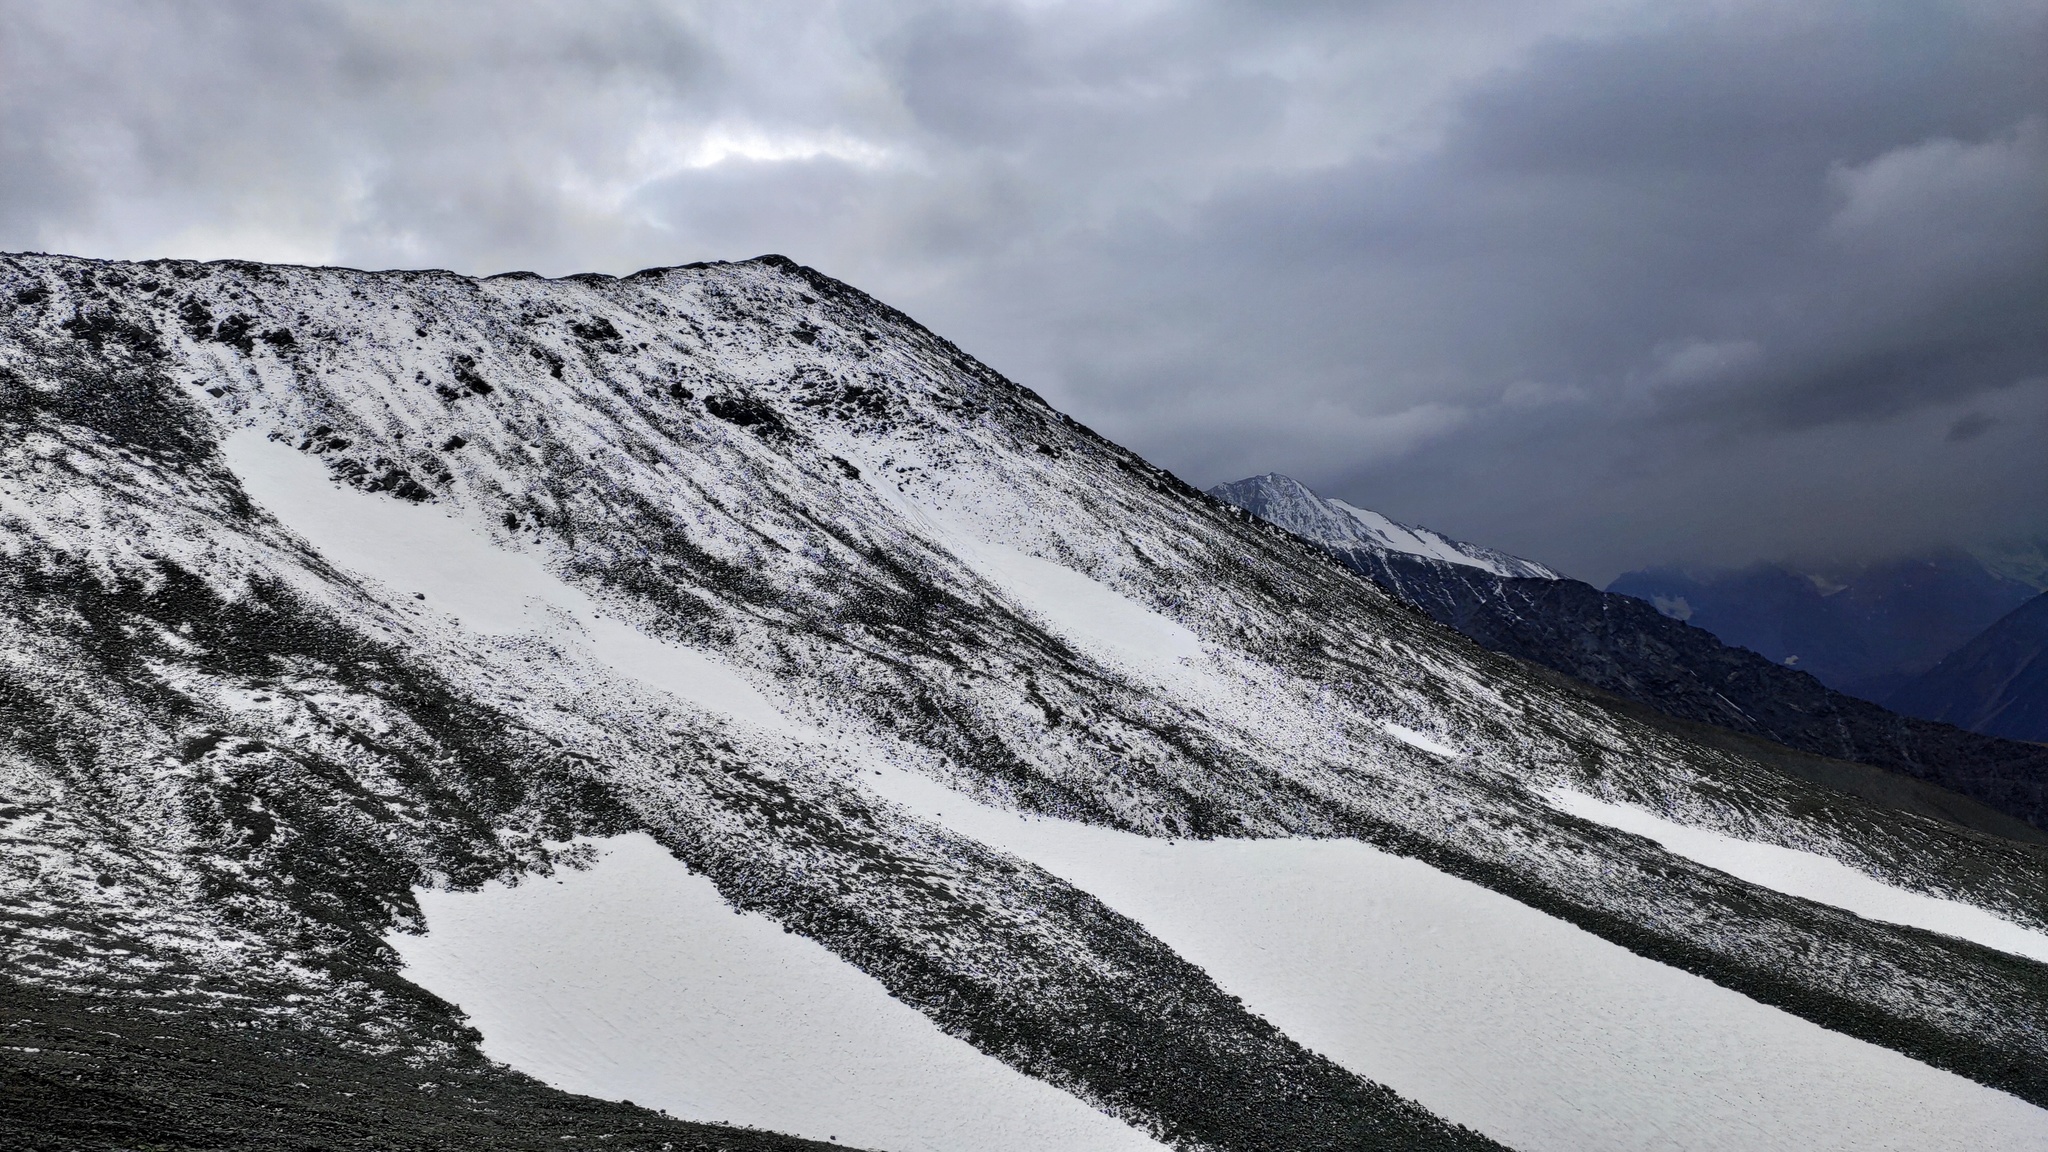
{"left": 1209, "top": 473, "right": 1559, "bottom": 580}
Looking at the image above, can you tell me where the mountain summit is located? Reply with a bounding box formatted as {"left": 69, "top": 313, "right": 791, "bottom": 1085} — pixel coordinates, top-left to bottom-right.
{"left": 5, "top": 253, "right": 2048, "bottom": 1151}
{"left": 1206, "top": 473, "right": 1558, "bottom": 579}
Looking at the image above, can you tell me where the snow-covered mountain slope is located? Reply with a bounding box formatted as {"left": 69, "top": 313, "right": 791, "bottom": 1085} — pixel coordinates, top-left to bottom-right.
{"left": 1206, "top": 473, "right": 1559, "bottom": 579}
{"left": 5, "top": 252, "right": 2048, "bottom": 1150}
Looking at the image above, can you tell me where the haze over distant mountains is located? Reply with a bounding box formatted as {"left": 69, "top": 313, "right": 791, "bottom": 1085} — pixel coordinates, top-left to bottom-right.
{"left": 1891, "top": 592, "right": 2048, "bottom": 744}
{"left": 1222, "top": 466, "right": 2048, "bottom": 749}
{"left": 1609, "top": 556, "right": 2044, "bottom": 703}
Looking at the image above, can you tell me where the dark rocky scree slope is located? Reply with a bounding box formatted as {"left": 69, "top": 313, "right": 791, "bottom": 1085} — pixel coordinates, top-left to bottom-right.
{"left": 4, "top": 251, "right": 2048, "bottom": 1147}
{"left": 2, "top": 978, "right": 836, "bottom": 1152}
{"left": 1241, "top": 519, "right": 2048, "bottom": 839}
{"left": 1892, "top": 592, "right": 2048, "bottom": 744}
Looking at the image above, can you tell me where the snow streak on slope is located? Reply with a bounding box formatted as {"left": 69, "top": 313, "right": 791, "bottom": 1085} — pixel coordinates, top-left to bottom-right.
{"left": 860, "top": 765, "right": 2048, "bottom": 1152}
{"left": 1380, "top": 722, "right": 1461, "bottom": 758}
{"left": 1207, "top": 473, "right": 1559, "bottom": 579}
{"left": 860, "top": 484, "right": 1257, "bottom": 725}
{"left": 1545, "top": 789, "right": 2048, "bottom": 964}
{"left": 390, "top": 834, "right": 1163, "bottom": 1152}
{"left": 943, "top": 534, "right": 1207, "bottom": 670}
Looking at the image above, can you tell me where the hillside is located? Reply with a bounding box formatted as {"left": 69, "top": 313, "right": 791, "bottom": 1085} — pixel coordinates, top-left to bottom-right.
{"left": 4, "top": 252, "right": 2048, "bottom": 1150}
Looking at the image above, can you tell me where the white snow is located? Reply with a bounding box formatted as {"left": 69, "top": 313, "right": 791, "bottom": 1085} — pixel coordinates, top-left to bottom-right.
{"left": 27, "top": 253, "right": 2048, "bottom": 1152}
{"left": 1381, "top": 722, "right": 1461, "bottom": 758}
{"left": 219, "top": 428, "right": 789, "bottom": 730}
{"left": 1543, "top": 788, "right": 2048, "bottom": 964}
{"left": 860, "top": 762, "right": 2048, "bottom": 1152}
{"left": 389, "top": 833, "right": 1163, "bottom": 1152}
{"left": 947, "top": 535, "right": 1207, "bottom": 668}
{"left": 1326, "top": 497, "right": 1525, "bottom": 574}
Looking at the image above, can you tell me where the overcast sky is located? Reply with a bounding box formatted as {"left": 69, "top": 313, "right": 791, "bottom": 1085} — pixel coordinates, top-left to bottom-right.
{"left": 4, "top": 0, "right": 2043, "bottom": 581}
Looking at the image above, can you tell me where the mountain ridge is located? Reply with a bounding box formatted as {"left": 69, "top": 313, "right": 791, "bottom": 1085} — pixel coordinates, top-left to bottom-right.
{"left": 1208, "top": 473, "right": 2048, "bottom": 837}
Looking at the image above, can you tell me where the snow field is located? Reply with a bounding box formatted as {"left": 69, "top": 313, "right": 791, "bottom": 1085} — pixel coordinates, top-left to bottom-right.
{"left": 388, "top": 833, "right": 1164, "bottom": 1152}
{"left": 859, "top": 760, "right": 2048, "bottom": 1152}
{"left": 1544, "top": 787, "right": 2048, "bottom": 963}
{"left": 858, "top": 476, "right": 1209, "bottom": 675}
{"left": 954, "top": 535, "right": 1207, "bottom": 667}
{"left": 862, "top": 481, "right": 1329, "bottom": 743}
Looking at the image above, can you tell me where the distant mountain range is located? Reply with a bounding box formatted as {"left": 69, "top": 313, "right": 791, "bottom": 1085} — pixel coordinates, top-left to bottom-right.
{"left": 1608, "top": 555, "right": 2042, "bottom": 703}
{"left": 1891, "top": 592, "right": 2048, "bottom": 743}
{"left": 1209, "top": 474, "right": 2048, "bottom": 837}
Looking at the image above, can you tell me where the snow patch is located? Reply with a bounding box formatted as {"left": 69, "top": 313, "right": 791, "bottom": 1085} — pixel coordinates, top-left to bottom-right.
{"left": 860, "top": 763, "right": 2048, "bottom": 1152}
{"left": 389, "top": 833, "right": 1163, "bottom": 1152}
{"left": 1544, "top": 788, "right": 2048, "bottom": 964}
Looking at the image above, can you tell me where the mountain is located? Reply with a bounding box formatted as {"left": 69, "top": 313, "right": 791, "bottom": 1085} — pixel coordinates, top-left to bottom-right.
{"left": 1608, "top": 555, "right": 2040, "bottom": 702}
{"left": 1890, "top": 592, "right": 2048, "bottom": 743}
{"left": 1207, "top": 474, "right": 2048, "bottom": 839}
{"left": 1206, "top": 473, "right": 1559, "bottom": 579}
{"left": 6, "top": 252, "right": 2048, "bottom": 1151}
{"left": 1972, "top": 538, "right": 2048, "bottom": 597}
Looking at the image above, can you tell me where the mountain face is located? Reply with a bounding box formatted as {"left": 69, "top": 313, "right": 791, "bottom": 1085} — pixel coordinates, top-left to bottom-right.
{"left": 1890, "top": 592, "right": 2048, "bottom": 743}
{"left": 1609, "top": 556, "right": 2041, "bottom": 702}
{"left": 1973, "top": 538, "right": 2048, "bottom": 595}
{"left": 5, "top": 253, "right": 2048, "bottom": 1151}
{"left": 1208, "top": 475, "right": 2048, "bottom": 837}
{"left": 1207, "top": 473, "right": 1558, "bottom": 580}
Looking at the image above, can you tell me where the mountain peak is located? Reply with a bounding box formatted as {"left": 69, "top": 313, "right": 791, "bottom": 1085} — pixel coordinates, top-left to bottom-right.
{"left": 1207, "top": 472, "right": 1559, "bottom": 580}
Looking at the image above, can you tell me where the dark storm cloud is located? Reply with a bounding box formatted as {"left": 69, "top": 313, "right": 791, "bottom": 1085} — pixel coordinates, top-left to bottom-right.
{"left": 2, "top": 0, "right": 2042, "bottom": 580}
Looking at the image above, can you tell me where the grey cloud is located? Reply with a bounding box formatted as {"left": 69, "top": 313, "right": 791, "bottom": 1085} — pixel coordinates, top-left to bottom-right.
{"left": 2, "top": 0, "right": 2042, "bottom": 582}
{"left": 1946, "top": 412, "right": 1998, "bottom": 443}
